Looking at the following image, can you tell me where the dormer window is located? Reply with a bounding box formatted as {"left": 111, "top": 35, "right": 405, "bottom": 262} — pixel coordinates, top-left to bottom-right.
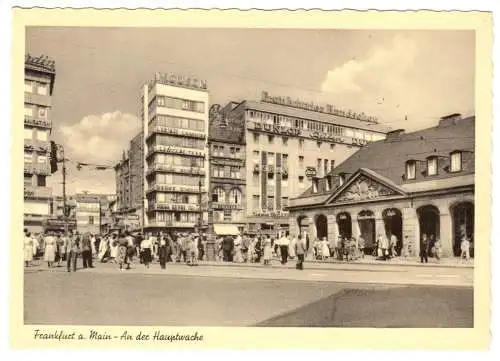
{"left": 450, "top": 151, "right": 462, "bottom": 172}
{"left": 339, "top": 173, "right": 346, "bottom": 186}
{"left": 427, "top": 156, "right": 438, "bottom": 176}
{"left": 325, "top": 176, "right": 332, "bottom": 191}
{"left": 406, "top": 160, "right": 416, "bottom": 180}
{"left": 312, "top": 179, "right": 319, "bottom": 193}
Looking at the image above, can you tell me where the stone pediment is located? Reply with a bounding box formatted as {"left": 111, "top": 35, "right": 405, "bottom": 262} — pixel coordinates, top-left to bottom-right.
{"left": 329, "top": 173, "right": 405, "bottom": 204}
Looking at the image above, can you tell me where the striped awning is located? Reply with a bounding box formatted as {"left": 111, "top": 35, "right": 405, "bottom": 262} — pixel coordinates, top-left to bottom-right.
{"left": 213, "top": 224, "right": 240, "bottom": 236}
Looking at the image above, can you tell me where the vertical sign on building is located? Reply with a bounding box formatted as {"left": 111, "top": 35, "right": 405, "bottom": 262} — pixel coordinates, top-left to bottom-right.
{"left": 261, "top": 151, "right": 267, "bottom": 209}
{"left": 276, "top": 153, "right": 282, "bottom": 210}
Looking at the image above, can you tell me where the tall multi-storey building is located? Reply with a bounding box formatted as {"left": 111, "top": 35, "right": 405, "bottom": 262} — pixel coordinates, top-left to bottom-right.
{"left": 114, "top": 132, "right": 143, "bottom": 211}
{"left": 23, "top": 54, "right": 56, "bottom": 234}
{"left": 142, "top": 73, "right": 209, "bottom": 232}
{"left": 227, "top": 91, "right": 391, "bottom": 235}
{"left": 208, "top": 102, "right": 246, "bottom": 235}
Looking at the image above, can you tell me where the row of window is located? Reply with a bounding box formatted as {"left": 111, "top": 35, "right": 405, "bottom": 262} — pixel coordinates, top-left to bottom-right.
{"left": 24, "top": 128, "right": 49, "bottom": 141}
{"left": 154, "top": 192, "right": 199, "bottom": 204}
{"left": 24, "top": 80, "right": 49, "bottom": 95}
{"left": 405, "top": 152, "right": 463, "bottom": 180}
{"left": 248, "top": 110, "right": 380, "bottom": 141}
{"left": 251, "top": 151, "right": 288, "bottom": 167}
{"left": 252, "top": 133, "right": 348, "bottom": 151}
{"left": 153, "top": 212, "right": 199, "bottom": 223}
{"left": 150, "top": 115, "right": 205, "bottom": 132}
{"left": 76, "top": 203, "right": 101, "bottom": 211}
{"left": 154, "top": 174, "right": 202, "bottom": 187}
{"left": 156, "top": 96, "right": 205, "bottom": 113}
{"left": 212, "top": 166, "right": 242, "bottom": 179}
{"left": 152, "top": 154, "right": 204, "bottom": 168}
{"left": 152, "top": 135, "right": 205, "bottom": 150}
{"left": 211, "top": 145, "right": 242, "bottom": 158}
{"left": 24, "top": 105, "right": 48, "bottom": 119}
{"left": 24, "top": 152, "right": 47, "bottom": 164}
{"left": 317, "top": 158, "right": 335, "bottom": 175}
{"left": 213, "top": 210, "right": 245, "bottom": 222}
{"left": 250, "top": 195, "right": 289, "bottom": 211}
{"left": 248, "top": 111, "right": 345, "bottom": 134}
{"left": 211, "top": 187, "right": 242, "bottom": 204}
{"left": 24, "top": 174, "right": 46, "bottom": 187}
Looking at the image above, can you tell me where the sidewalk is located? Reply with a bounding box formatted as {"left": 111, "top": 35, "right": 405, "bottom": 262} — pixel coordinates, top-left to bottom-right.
{"left": 175, "top": 255, "right": 474, "bottom": 270}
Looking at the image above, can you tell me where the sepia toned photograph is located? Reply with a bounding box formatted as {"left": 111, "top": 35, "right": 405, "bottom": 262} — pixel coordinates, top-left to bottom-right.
{"left": 11, "top": 9, "right": 492, "bottom": 349}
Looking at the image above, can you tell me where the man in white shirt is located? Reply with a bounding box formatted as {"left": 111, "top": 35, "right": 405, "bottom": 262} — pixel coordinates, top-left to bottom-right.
{"left": 279, "top": 232, "right": 290, "bottom": 265}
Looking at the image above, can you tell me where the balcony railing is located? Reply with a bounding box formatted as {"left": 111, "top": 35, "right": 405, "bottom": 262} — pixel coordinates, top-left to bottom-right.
{"left": 147, "top": 220, "right": 197, "bottom": 228}
{"left": 147, "top": 126, "right": 205, "bottom": 140}
{"left": 145, "top": 183, "right": 202, "bottom": 194}
{"left": 24, "top": 162, "right": 50, "bottom": 175}
{"left": 148, "top": 202, "right": 201, "bottom": 212}
{"left": 24, "top": 185, "right": 52, "bottom": 199}
{"left": 251, "top": 209, "right": 290, "bottom": 217}
{"left": 24, "top": 116, "right": 52, "bottom": 129}
{"left": 210, "top": 202, "right": 243, "bottom": 210}
{"left": 146, "top": 145, "right": 206, "bottom": 159}
{"left": 146, "top": 163, "right": 205, "bottom": 176}
{"left": 24, "top": 139, "right": 50, "bottom": 152}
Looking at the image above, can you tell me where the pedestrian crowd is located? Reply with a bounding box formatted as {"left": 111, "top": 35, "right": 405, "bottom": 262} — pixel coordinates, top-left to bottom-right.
{"left": 24, "top": 227, "right": 474, "bottom": 272}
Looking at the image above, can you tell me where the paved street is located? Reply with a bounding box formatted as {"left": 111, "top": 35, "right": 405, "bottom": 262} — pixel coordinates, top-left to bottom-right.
{"left": 24, "top": 261, "right": 473, "bottom": 327}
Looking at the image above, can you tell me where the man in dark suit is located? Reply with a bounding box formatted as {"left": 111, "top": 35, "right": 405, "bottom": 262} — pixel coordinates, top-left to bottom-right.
{"left": 222, "top": 235, "right": 234, "bottom": 262}
{"left": 81, "top": 232, "right": 93, "bottom": 268}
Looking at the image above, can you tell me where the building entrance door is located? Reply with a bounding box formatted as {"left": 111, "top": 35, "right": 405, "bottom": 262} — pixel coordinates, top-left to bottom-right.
{"left": 357, "top": 210, "right": 375, "bottom": 255}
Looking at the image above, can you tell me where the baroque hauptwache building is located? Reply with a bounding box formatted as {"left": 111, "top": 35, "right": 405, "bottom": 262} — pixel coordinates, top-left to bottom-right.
{"left": 226, "top": 91, "right": 390, "bottom": 235}
{"left": 142, "top": 73, "right": 209, "bottom": 232}
{"left": 288, "top": 113, "right": 475, "bottom": 258}
{"left": 208, "top": 102, "right": 246, "bottom": 235}
{"left": 23, "top": 54, "right": 56, "bottom": 233}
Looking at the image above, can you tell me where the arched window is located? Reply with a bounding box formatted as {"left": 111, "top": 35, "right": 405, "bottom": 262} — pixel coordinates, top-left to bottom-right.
{"left": 228, "top": 188, "right": 242, "bottom": 204}
{"left": 211, "top": 187, "right": 225, "bottom": 203}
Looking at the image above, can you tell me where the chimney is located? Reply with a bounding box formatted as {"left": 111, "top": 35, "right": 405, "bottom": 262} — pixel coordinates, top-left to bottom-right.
{"left": 385, "top": 129, "right": 405, "bottom": 142}
{"left": 439, "top": 113, "right": 462, "bottom": 127}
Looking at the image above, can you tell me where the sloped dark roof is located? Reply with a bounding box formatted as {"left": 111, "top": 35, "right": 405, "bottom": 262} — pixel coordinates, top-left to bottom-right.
{"left": 296, "top": 116, "right": 475, "bottom": 200}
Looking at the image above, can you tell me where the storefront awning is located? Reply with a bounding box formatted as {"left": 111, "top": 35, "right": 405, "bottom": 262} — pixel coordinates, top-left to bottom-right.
{"left": 213, "top": 224, "right": 240, "bottom": 236}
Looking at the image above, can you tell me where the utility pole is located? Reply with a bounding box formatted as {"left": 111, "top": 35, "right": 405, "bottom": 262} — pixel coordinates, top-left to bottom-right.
{"left": 61, "top": 145, "right": 68, "bottom": 234}
{"left": 198, "top": 177, "right": 202, "bottom": 233}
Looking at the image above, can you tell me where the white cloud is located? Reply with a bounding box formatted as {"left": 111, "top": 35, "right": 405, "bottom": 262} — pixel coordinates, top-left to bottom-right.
{"left": 321, "top": 35, "right": 417, "bottom": 97}
{"left": 59, "top": 111, "right": 140, "bottom": 165}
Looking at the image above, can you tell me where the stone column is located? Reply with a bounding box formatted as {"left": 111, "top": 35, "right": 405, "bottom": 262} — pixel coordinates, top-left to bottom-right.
{"left": 351, "top": 217, "right": 360, "bottom": 239}
{"left": 439, "top": 212, "right": 453, "bottom": 257}
{"left": 402, "top": 207, "right": 419, "bottom": 258}
{"left": 327, "top": 214, "right": 337, "bottom": 242}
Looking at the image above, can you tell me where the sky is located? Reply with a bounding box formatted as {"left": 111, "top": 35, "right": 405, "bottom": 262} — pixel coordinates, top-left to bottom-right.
{"left": 25, "top": 28, "right": 475, "bottom": 196}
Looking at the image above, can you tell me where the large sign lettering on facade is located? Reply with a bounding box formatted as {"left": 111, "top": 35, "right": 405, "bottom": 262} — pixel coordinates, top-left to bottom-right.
{"left": 261, "top": 91, "right": 379, "bottom": 123}
{"left": 336, "top": 176, "right": 398, "bottom": 202}
{"left": 253, "top": 121, "right": 301, "bottom": 136}
{"left": 153, "top": 72, "right": 207, "bottom": 90}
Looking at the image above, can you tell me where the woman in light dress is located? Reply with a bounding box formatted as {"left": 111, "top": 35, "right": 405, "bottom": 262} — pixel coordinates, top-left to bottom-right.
{"left": 288, "top": 234, "right": 296, "bottom": 259}
{"left": 24, "top": 232, "right": 34, "bottom": 267}
{"left": 262, "top": 236, "right": 273, "bottom": 265}
{"left": 44, "top": 232, "right": 56, "bottom": 268}
{"left": 109, "top": 235, "right": 119, "bottom": 263}
{"left": 233, "top": 235, "right": 244, "bottom": 263}
{"left": 321, "top": 237, "right": 330, "bottom": 260}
